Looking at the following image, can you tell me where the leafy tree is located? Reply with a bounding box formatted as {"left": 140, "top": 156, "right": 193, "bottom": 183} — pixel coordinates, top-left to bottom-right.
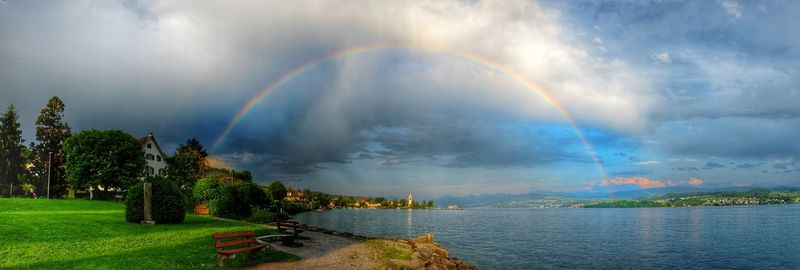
{"left": 64, "top": 130, "right": 145, "bottom": 197}
{"left": 234, "top": 170, "right": 253, "bottom": 182}
{"left": 427, "top": 200, "right": 435, "bottom": 208}
{"left": 166, "top": 138, "right": 208, "bottom": 188}
{"left": 0, "top": 105, "right": 25, "bottom": 196}
{"left": 30, "top": 97, "right": 71, "bottom": 197}
{"left": 266, "top": 180, "right": 287, "bottom": 202}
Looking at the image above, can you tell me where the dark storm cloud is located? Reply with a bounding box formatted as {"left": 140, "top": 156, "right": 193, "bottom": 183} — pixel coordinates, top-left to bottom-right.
{"left": 705, "top": 162, "right": 725, "bottom": 169}
{"left": 652, "top": 117, "right": 800, "bottom": 160}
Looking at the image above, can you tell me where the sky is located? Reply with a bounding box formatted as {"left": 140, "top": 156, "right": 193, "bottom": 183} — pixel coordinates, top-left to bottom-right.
{"left": 1, "top": 0, "right": 798, "bottom": 199}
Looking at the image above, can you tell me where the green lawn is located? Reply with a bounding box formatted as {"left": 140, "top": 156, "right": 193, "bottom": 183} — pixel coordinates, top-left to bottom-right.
{"left": 0, "top": 198, "right": 298, "bottom": 269}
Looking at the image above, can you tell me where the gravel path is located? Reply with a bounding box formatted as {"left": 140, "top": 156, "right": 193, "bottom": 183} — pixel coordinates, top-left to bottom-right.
{"left": 250, "top": 230, "right": 378, "bottom": 270}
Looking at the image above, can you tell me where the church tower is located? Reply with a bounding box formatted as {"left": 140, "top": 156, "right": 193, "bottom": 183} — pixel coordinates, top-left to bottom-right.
{"left": 407, "top": 192, "right": 413, "bottom": 207}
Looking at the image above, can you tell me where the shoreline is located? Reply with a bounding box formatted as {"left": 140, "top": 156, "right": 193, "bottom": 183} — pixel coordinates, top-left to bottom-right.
{"left": 255, "top": 223, "right": 476, "bottom": 270}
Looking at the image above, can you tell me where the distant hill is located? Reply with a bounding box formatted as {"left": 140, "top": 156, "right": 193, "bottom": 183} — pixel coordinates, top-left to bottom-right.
{"left": 436, "top": 186, "right": 800, "bottom": 208}
{"left": 607, "top": 186, "right": 708, "bottom": 199}
{"left": 435, "top": 192, "right": 592, "bottom": 208}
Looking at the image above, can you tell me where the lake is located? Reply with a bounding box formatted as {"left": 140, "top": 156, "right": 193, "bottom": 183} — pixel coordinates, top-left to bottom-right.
{"left": 293, "top": 205, "right": 800, "bottom": 269}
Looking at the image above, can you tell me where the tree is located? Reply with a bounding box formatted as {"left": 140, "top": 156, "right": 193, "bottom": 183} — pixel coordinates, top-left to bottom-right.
{"left": 427, "top": 200, "right": 435, "bottom": 208}
{"left": 64, "top": 130, "right": 145, "bottom": 198}
{"left": 30, "top": 97, "right": 71, "bottom": 197}
{"left": 234, "top": 170, "right": 253, "bottom": 182}
{"left": 266, "top": 180, "right": 287, "bottom": 201}
{"left": 0, "top": 105, "right": 25, "bottom": 196}
{"left": 166, "top": 138, "right": 208, "bottom": 188}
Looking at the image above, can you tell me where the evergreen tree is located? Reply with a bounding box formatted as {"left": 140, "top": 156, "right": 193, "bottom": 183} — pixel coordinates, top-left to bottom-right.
{"left": 30, "top": 97, "right": 71, "bottom": 198}
{"left": 0, "top": 105, "right": 25, "bottom": 196}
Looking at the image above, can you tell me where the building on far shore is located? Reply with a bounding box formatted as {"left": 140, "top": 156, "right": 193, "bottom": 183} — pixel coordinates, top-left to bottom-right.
{"left": 286, "top": 188, "right": 304, "bottom": 201}
{"left": 139, "top": 133, "right": 167, "bottom": 177}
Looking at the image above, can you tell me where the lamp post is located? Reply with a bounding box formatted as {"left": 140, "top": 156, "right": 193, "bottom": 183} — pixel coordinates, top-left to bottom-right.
{"left": 47, "top": 151, "right": 52, "bottom": 199}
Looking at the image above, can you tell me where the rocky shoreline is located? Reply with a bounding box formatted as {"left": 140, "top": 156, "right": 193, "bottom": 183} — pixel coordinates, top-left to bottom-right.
{"left": 300, "top": 225, "right": 477, "bottom": 270}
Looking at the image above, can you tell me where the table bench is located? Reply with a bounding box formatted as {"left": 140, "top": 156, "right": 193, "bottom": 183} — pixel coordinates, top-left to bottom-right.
{"left": 272, "top": 219, "right": 305, "bottom": 236}
{"left": 212, "top": 231, "right": 269, "bottom": 267}
{"left": 268, "top": 219, "right": 305, "bottom": 247}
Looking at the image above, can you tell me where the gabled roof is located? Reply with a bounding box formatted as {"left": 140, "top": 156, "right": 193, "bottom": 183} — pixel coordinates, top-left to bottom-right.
{"left": 140, "top": 133, "right": 167, "bottom": 159}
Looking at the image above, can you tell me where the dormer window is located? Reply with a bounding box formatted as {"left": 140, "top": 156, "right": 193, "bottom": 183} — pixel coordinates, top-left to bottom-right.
{"left": 147, "top": 143, "right": 152, "bottom": 149}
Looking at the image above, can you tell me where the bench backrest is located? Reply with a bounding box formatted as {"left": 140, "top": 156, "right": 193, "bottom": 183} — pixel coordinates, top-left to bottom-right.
{"left": 213, "top": 231, "right": 257, "bottom": 249}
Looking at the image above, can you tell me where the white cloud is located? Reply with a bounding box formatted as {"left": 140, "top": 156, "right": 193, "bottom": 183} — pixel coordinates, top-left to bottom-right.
{"left": 634, "top": 161, "right": 659, "bottom": 166}
{"left": 719, "top": 0, "right": 743, "bottom": 20}
{"left": 650, "top": 52, "right": 672, "bottom": 64}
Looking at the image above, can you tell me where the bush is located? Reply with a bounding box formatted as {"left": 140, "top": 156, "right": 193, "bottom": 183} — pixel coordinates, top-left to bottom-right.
{"left": 282, "top": 201, "right": 309, "bottom": 215}
{"left": 236, "top": 182, "right": 269, "bottom": 209}
{"left": 193, "top": 179, "right": 270, "bottom": 220}
{"left": 207, "top": 184, "right": 237, "bottom": 218}
{"left": 246, "top": 207, "right": 276, "bottom": 224}
{"left": 125, "top": 177, "right": 186, "bottom": 224}
{"left": 192, "top": 177, "right": 219, "bottom": 203}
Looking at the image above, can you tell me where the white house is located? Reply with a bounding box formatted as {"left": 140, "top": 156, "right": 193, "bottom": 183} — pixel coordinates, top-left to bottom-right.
{"left": 140, "top": 133, "right": 167, "bottom": 177}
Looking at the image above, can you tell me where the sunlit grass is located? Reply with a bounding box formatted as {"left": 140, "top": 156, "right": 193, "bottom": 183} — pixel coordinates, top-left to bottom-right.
{"left": 366, "top": 239, "right": 413, "bottom": 270}
{"left": 0, "top": 198, "right": 298, "bottom": 269}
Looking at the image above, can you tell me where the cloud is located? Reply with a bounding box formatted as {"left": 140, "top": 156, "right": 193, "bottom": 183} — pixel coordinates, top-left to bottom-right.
{"left": 687, "top": 177, "right": 704, "bottom": 186}
{"left": 590, "top": 176, "right": 705, "bottom": 190}
{"left": 719, "top": 0, "right": 742, "bottom": 20}
{"left": 705, "top": 162, "right": 725, "bottom": 169}
{"left": 634, "top": 161, "right": 659, "bottom": 166}
{"left": 599, "top": 177, "right": 666, "bottom": 189}
{"left": 650, "top": 52, "right": 672, "bottom": 64}
{"left": 668, "top": 158, "right": 697, "bottom": 162}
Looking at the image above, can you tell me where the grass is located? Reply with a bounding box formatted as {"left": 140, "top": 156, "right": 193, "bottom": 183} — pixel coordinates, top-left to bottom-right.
{"left": 366, "top": 239, "right": 413, "bottom": 270}
{"left": 0, "top": 198, "right": 299, "bottom": 270}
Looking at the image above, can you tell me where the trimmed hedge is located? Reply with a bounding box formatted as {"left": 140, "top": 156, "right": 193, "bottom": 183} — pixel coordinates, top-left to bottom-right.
{"left": 192, "top": 179, "right": 269, "bottom": 220}
{"left": 125, "top": 177, "right": 186, "bottom": 224}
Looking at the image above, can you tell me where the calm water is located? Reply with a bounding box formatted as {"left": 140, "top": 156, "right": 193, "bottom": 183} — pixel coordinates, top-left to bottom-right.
{"left": 293, "top": 205, "right": 800, "bottom": 269}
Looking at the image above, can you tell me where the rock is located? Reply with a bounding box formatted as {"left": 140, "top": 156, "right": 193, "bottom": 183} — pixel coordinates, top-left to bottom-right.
{"left": 417, "top": 245, "right": 433, "bottom": 260}
{"left": 385, "top": 234, "right": 476, "bottom": 270}
{"left": 388, "top": 258, "right": 426, "bottom": 270}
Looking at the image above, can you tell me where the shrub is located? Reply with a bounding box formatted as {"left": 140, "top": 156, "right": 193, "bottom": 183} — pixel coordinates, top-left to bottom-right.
{"left": 125, "top": 177, "right": 186, "bottom": 224}
{"left": 282, "top": 201, "right": 309, "bottom": 215}
{"left": 208, "top": 184, "right": 237, "bottom": 218}
{"left": 191, "top": 178, "right": 272, "bottom": 220}
{"left": 236, "top": 182, "right": 269, "bottom": 209}
{"left": 192, "top": 177, "right": 219, "bottom": 203}
{"left": 246, "top": 207, "right": 275, "bottom": 224}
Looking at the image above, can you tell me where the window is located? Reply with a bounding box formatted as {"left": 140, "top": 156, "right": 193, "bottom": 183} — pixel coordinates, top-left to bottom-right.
{"left": 156, "top": 155, "right": 161, "bottom": 162}
{"left": 146, "top": 154, "right": 154, "bottom": 160}
{"left": 147, "top": 143, "right": 152, "bottom": 149}
{"left": 158, "top": 169, "right": 165, "bottom": 176}
{"left": 146, "top": 166, "right": 154, "bottom": 176}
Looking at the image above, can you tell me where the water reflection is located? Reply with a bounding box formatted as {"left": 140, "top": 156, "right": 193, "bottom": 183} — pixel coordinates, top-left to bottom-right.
{"left": 406, "top": 208, "right": 413, "bottom": 235}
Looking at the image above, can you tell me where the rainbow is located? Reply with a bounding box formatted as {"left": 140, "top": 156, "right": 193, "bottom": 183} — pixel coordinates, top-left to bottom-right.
{"left": 212, "top": 43, "right": 607, "bottom": 179}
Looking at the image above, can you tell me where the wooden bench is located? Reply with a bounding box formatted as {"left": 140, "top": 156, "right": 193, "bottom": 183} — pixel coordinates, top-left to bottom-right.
{"left": 212, "top": 231, "right": 269, "bottom": 267}
{"left": 273, "top": 219, "right": 305, "bottom": 236}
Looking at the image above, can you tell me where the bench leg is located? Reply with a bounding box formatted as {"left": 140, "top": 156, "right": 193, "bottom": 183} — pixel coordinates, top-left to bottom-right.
{"left": 216, "top": 254, "right": 225, "bottom": 267}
